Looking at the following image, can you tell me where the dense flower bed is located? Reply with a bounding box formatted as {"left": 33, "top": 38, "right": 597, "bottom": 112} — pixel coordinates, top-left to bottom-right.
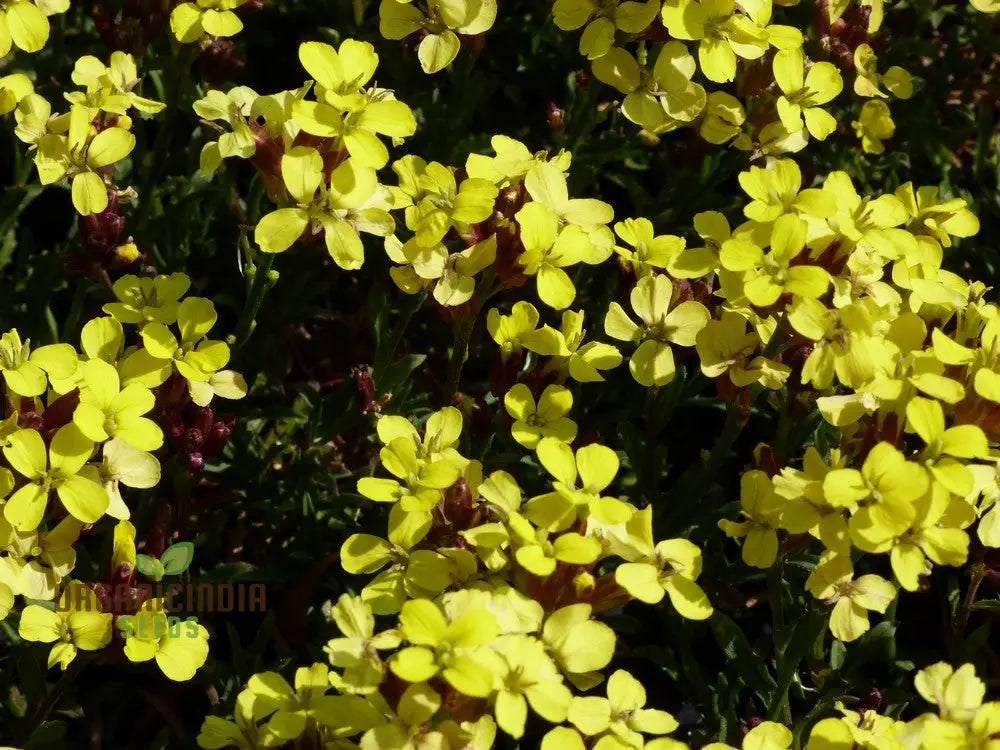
{"left": 0, "top": 0, "right": 999, "bottom": 748}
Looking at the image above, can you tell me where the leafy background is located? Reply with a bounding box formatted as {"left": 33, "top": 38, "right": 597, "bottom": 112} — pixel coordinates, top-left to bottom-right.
{"left": 0, "top": 0, "right": 998, "bottom": 746}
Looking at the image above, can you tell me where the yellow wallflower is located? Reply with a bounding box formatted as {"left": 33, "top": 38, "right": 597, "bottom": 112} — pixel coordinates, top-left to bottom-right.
{"left": 773, "top": 48, "right": 843, "bottom": 140}
{"left": 504, "top": 383, "right": 577, "bottom": 448}
{"left": 719, "top": 470, "right": 783, "bottom": 568}
{"left": 389, "top": 598, "right": 500, "bottom": 697}
{"left": 806, "top": 553, "right": 895, "bottom": 642}
{"left": 553, "top": 0, "right": 660, "bottom": 60}
{"left": 605, "top": 274, "right": 710, "bottom": 387}
{"left": 19, "top": 584, "right": 112, "bottom": 669}
{"left": 3, "top": 426, "right": 108, "bottom": 532}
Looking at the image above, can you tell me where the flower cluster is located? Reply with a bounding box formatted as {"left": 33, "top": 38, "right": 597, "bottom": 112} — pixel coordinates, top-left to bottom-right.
{"left": 379, "top": 0, "right": 498, "bottom": 73}
{"left": 13, "top": 51, "right": 162, "bottom": 216}
{"left": 543, "top": 0, "right": 934, "bottom": 159}
{"left": 197, "top": 404, "right": 711, "bottom": 747}
{"left": 1, "top": 0, "right": 999, "bottom": 744}
{"left": 0, "top": 272, "right": 245, "bottom": 679}
{"left": 197, "top": 39, "right": 416, "bottom": 269}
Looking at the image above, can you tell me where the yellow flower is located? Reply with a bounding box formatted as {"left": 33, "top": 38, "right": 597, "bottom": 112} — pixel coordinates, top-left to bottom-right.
{"left": 140, "top": 297, "right": 231, "bottom": 384}
{"left": 492, "top": 634, "right": 573, "bottom": 739}
{"left": 0, "top": 0, "right": 66, "bottom": 56}
{"left": 712, "top": 722, "right": 792, "bottom": 750}
{"left": 82, "top": 438, "right": 161, "bottom": 521}
{"left": 3, "top": 426, "right": 108, "bottom": 532}
{"left": 244, "top": 663, "right": 381, "bottom": 742}
{"left": 894, "top": 182, "right": 980, "bottom": 248}
{"left": 605, "top": 273, "right": 710, "bottom": 387}
{"left": 379, "top": 0, "right": 497, "bottom": 74}
{"left": 103, "top": 273, "right": 191, "bottom": 326}
{"left": 738, "top": 159, "right": 836, "bottom": 223}
{"left": 853, "top": 44, "right": 913, "bottom": 99}
{"left": 358, "top": 434, "right": 460, "bottom": 511}
{"left": 170, "top": 0, "right": 247, "bottom": 43}
{"left": 73, "top": 359, "right": 163, "bottom": 452}
{"left": 508, "top": 511, "right": 602, "bottom": 576}
{"left": 255, "top": 147, "right": 392, "bottom": 267}
{"left": 524, "top": 310, "right": 623, "bottom": 383}
{"left": 905, "top": 396, "right": 988, "bottom": 496}
{"left": 118, "top": 598, "right": 210, "bottom": 681}
{"left": 34, "top": 104, "right": 136, "bottom": 215}
{"left": 358, "top": 683, "right": 444, "bottom": 749}
{"left": 888, "top": 483, "right": 969, "bottom": 591}
{"left": 567, "top": 669, "right": 678, "bottom": 745}
{"left": 613, "top": 217, "right": 714, "bottom": 279}
{"left": 524, "top": 161, "right": 614, "bottom": 259}
{"left": 553, "top": 0, "right": 661, "bottom": 60}
{"left": 515, "top": 202, "right": 593, "bottom": 310}
{"left": 525, "top": 437, "right": 633, "bottom": 529}
{"left": 196, "top": 688, "right": 263, "bottom": 749}
{"left": 806, "top": 553, "right": 895, "bottom": 642}
{"left": 19, "top": 584, "right": 113, "bottom": 669}
{"left": 0, "top": 329, "right": 77, "bottom": 397}
{"left": 487, "top": 302, "right": 543, "bottom": 361}
{"left": 541, "top": 603, "right": 616, "bottom": 689}
{"left": 914, "top": 662, "right": 985, "bottom": 723}
{"left": 719, "top": 214, "right": 830, "bottom": 307}
{"left": 293, "top": 39, "right": 417, "bottom": 168}
{"left": 824, "top": 442, "right": 930, "bottom": 549}
{"left": 591, "top": 44, "right": 707, "bottom": 133}
{"left": 325, "top": 594, "right": 401, "bottom": 695}
{"left": 613, "top": 509, "right": 713, "bottom": 620}
{"left": 700, "top": 91, "right": 749, "bottom": 146}
{"left": 0, "top": 73, "right": 34, "bottom": 116}
{"left": 696, "top": 311, "right": 790, "bottom": 389}
{"left": 773, "top": 48, "right": 843, "bottom": 140}
{"left": 719, "top": 470, "right": 783, "bottom": 568}
{"left": 660, "top": 0, "right": 769, "bottom": 83}
{"left": 466, "top": 135, "right": 571, "bottom": 187}
{"left": 852, "top": 100, "right": 895, "bottom": 155}
{"left": 504, "top": 384, "right": 577, "bottom": 448}
{"left": 340, "top": 505, "right": 453, "bottom": 614}
{"left": 67, "top": 51, "right": 165, "bottom": 116}
{"left": 389, "top": 598, "right": 500, "bottom": 697}
{"left": 18, "top": 516, "right": 80, "bottom": 599}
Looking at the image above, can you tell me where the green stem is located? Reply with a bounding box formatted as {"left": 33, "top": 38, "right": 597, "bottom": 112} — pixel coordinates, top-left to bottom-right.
{"left": 44, "top": 306, "right": 59, "bottom": 345}
{"left": 767, "top": 561, "right": 792, "bottom": 725}
{"left": 233, "top": 251, "right": 277, "bottom": 352}
{"left": 767, "top": 609, "right": 827, "bottom": 723}
{"left": 442, "top": 313, "right": 477, "bottom": 406}
{"left": 953, "top": 563, "right": 987, "bottom": 654}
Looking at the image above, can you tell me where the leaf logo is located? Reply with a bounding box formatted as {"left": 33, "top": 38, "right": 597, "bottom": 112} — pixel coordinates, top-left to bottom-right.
{"left": 135, "top": 542, "right": 194, "bottom": 582}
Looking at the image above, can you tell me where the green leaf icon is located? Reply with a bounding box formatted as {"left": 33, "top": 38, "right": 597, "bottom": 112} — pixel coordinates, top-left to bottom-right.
{"left": 160, "top": 542, "right": 195, "bottom": 576}
{"left": 136, "top": 554, "right": 164, "bottom": 581}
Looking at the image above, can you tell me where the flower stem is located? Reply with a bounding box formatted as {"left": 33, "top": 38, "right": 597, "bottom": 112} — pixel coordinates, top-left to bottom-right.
{"left": 233, "top": 248, "right": 277, "bottom": 352}
{"left": 442, "top": 313, "right": 477, "bottom": 406}
{"left": 952, "top": 563, "right": 987, "bottom": 657}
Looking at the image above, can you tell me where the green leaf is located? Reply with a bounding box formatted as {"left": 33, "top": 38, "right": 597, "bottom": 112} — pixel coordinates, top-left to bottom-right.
{"left": 376, "top": 354, "right": 426, "bottom": 396}
{"left": 135, "top": 554, "right": 160, "bottom": 580}
{"left": 709, "top": 612, "right": 777, "bottom": 702}
{"left": 160, "top": 542, "right": 195, "bottom": 575}
{"left": 135, "top": 557, "right": 166, "bottom": 581}
{"left": 830, "top": 639, "right": 846, "bottom": 671}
